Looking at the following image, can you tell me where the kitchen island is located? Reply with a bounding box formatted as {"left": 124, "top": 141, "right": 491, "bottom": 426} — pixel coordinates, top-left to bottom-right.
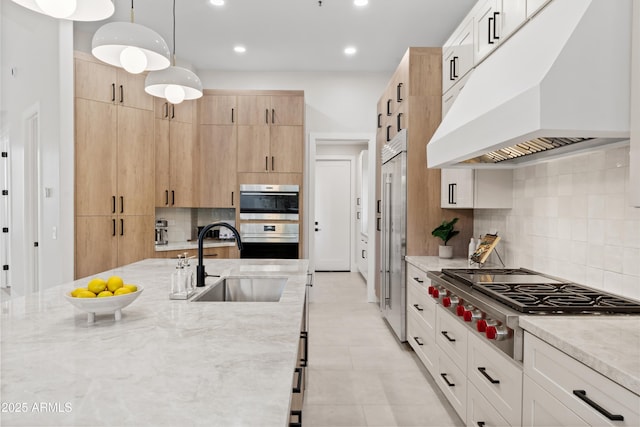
{"left": 0, "top": 258, "right": 309, "bottom": 426}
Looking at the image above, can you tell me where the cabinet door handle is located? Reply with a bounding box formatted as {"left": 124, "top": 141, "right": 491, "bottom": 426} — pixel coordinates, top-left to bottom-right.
{"left": 112, "top": 196, "right": 116, "bottom": 213}
{"left": 386, "top": 99, "right": 392, "bottom": 116}
{"left": 377, "top": 199, "right": 381, "bottom": 214}
{"left": 477, "top": 423, "right": 486, "bottom": 427}
{"left": 488, "top": 16, "right": 495, "bottom": 44}
{"left": 119, "top": 85, "right": 124, "bottom": 103}
{"left": 271, "top": 108, "right": 275, "bottom": 124}
{"left": 231, "top": 108, "right": 234, "bottom": 123}
{"left": 265, "top": 156, "right": 269, "bottom": 171}
{"left": 163, "top": 102, "right": 169, "bottom": 118}
{"left": 386, "top": 125, "right": 391, "bottom": 142}
{"left": 361, "top": 249, "right": 365, "bottom": 258}
{"left": 120, "top": 196, "right": 124, "bottom": 213}
{"left": 292, "top": 367, "right": 303, "bottom": 393}
{"left": 492, "top": 11, "right": 500, "bottom": 40}
{"left": 171, "top": 104, "right": 175, "bottom": 119}
{"left": 271, "top": 156, "right": 275, "bottom": 171}
{"left": 112, "top": 219, "right": 116, "bottom": 236}
{"left": 165, "top": 190, "right": 169, "bottom": 206}
{"left": 171, "top": 190, "right": 175, "bottom": 205}
{"left": 440, "top": 373, "right": 455, "bottom": 387}
{"left": 265, "top": 109, "right": 269, "bottom": 124}
{"left": 413, "top": 336, "right": 424, "bottom": 346}
{"left": 396, "top": 83, "right": 403, "bottom": 102}
{"left": 449, "top": 58, "right": 455, "bottom": 81}
{"left": 413, "top": 277, "right": 424, "bottom": 284}
{"left": 441, "top": 331, "right": 456, "bottom": 342}
{"left": 120, "top": 218, "right": 124, "bottom": 236}
{"left": 397, "top": 113, "right": 403, "bottom": 132}
{"left": 300, "top": 331, "right": 308, "bottom": 367}
{"left": 477, "top": 367, "right": 500, "bottom": 384}
{"left": 448, "top": 183, "right": 457, "bottom": 205}
{"left": 376, "top": 217, "right": 381, "bottom": 231}
{"left": 231, "top": 191, "right": 234, "bottom": 206}
{"left": 111, "top": 83, "right": 116, "bottom": 102}
{"left": 413, "top": 304, "right": 423, "bottom": 312}
{"left": 377, "top": 113, "right": 382, "bottom": 129}
{"left": 357, "top": 211, "right": 361, "bottom": 220}
{"left": 572, "top": 390, "right": 624, "bottom": 421}
{"left": 452, "top": 56, "right": 459, "bottom": 78}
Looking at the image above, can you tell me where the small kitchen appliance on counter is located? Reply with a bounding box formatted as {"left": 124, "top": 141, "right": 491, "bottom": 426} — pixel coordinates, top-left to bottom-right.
{"left": 155, "top": 219, "right": 168, "bottom": 245}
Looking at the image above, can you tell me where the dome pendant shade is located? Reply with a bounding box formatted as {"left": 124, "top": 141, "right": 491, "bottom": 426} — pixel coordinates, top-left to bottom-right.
{"left": 11, "top": 0, "right": 114, "bottom": 21}
{"left": 92, "top": 22, "right": 171, "bottom": 72}
{"left": 145, "top": 66, "right": 203, "bottom": 102}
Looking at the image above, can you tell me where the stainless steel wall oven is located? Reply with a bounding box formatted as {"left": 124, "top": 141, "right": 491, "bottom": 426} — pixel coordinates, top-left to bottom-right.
{"left": 239, "top": 184, "right": 299, "bottom": 221}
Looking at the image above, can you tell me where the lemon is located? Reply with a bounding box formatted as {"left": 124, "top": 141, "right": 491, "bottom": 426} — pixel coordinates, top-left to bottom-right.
{"left": 123, "top": 284, "right": 137, "bottom": 292}
{"left": 87, "top": 278, "right": 107, "bottom": 294}
{"left": 97, "top": 290, "right": 114, "bottom": 298}
{"left": 71, "top": 287, "right": 88, "bottom": 297}
{"left": 114, "top": 287, "right": 132, "bottom": 296}
{"left": 106, "top": 276, "right": 124, "bottom": 293}
{"left": 77, "top": 290, "right": 97, "bottom": 298}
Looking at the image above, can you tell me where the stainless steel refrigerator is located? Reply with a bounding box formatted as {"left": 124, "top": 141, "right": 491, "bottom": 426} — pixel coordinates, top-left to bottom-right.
{"left": 380, "top": 129, "right": 407, "bottom": 342}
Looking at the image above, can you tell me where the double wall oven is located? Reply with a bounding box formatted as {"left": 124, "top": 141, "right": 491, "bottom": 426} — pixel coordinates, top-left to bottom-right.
{"left": 239, "top": 184, "right": 299, "bottom": 259}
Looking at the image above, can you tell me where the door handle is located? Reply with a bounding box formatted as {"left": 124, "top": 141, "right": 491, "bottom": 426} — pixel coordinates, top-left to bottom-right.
{"left": 396, "top": 83, "right": 403, "bottom": 102}
{"left": 488, "top": 16, "right": 495, "bottom": 44}
{"left": 492, "top": 11, "right": 500, "bottom": 40}
{"left": 452, "top": 56, "right": 459, "bottom": 78}
{"left": 315, "top": 228, "right": 320, "bottom": 232}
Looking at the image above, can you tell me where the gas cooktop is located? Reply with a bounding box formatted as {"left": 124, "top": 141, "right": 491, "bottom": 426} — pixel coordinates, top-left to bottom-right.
{"left": 441, "top": 268, "right": 640, "bottom": 314}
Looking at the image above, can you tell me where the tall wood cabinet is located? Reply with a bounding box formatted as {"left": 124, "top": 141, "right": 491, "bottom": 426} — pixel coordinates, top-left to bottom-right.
{"left": 154, "top": 98, "right": 198, "bottom": 207}
{"left": 375, "top": 48, "right": 474, "bottom": 297}
{"left": 74, "top": 52, "right": 154, "bottom": 279}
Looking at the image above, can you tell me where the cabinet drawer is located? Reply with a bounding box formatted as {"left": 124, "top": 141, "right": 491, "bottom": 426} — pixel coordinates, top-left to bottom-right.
{"left": 468, "top": 331, "right": 522, "bottom": 426}
{"left": 467, "top": 381, "right": 511, "bottom": 427}
{"left": 407, "top": 308, "right": 438, "bottom": 378}
{"left": 406, "top": 263, "right": 429, "bottom": 288}
{"left": 523, "top": 374, "right": 589, "bottom": 427}
{"left": 436, "top": 305, "right": 468, "bottom": 373}
{"left": 407, "top": 279, "right": 436, "bottom": 333}
{"left": 436, "top": 347, "right": 467, "bottom": 422}
{"left": 524, "top": 333, "right": 639, "bottom": 426}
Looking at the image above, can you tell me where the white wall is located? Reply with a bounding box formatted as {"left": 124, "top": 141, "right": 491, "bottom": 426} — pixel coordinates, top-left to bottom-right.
{"left": 474, "top": 144, "right": 640, "bottom": 300}
{"left": 0, "top": 2, "right": 74, "bottom": 296}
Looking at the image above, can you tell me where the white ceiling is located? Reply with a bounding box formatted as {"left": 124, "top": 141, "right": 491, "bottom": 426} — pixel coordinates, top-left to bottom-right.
{"left": 75, "top": 0, "right": 476, "bottom": 73}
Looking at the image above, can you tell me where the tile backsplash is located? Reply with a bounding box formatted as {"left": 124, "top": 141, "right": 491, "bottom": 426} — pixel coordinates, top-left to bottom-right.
{"left": 474, "top": 144, "right": 640, "bottom": 300}
{"left": 156, "top": 208, "right": 235, "bottom": 242}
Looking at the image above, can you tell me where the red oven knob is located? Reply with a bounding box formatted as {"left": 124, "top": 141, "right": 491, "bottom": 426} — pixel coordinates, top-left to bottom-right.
{"left": 463, "top": 309, "right": 481, "bottom": 323}
{"left": 442, "top": 295, "right": 459, "bottom": 307}
{"left": 431, "top": 288, "right": 440, "bottom": 299}
{"left": 428, "top": 286, "right": 435, "bottom": 295}
{"left": 477, "top": 319, "right": 487, "bottom": 332}
{"left": 486, "top": 325, "right": 508, "bottom": 341}
{"left": 456, "top": 305, "right": 466, "bottom": 316}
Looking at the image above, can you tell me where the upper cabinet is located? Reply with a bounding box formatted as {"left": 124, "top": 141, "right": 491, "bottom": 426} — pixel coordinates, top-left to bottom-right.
{"left": 237, "top": 94, "right": 304, "bottom": 126}
{"left": 199, "top": 94, "right": 237, "bottom": 125}
{"left": 440, "top": 169, "right": 512, "bottom": 209}
{"left": 154, "top": 97, "right": 193, "bottom": 123}
{"left": 474, "top": 0, "right": 527, "bottom": 63}
{"left": 442, "top": 17, "right": 474, "bottom": 95}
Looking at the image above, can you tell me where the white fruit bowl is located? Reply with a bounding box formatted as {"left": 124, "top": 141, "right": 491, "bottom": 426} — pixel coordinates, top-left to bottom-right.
{"left": 64, "top": 286, "right": 144, "bottom": 323}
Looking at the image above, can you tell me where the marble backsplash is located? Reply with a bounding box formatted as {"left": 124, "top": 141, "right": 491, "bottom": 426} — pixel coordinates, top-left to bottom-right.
{"left": 474, "top": 144, "right": 640, "bottom": 301}
{"left": 155, "top": 208, "right": 235, "bottom": 242}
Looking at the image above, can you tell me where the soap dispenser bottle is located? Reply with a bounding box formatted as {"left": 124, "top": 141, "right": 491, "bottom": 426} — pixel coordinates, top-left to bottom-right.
{"left": 170, "top": 256, "right": 188, "bottom": 299}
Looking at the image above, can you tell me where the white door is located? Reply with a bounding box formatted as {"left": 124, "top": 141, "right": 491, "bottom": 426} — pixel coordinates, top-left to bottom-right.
{"left": 315, "top": 159, "right": 351, "bottom": 271}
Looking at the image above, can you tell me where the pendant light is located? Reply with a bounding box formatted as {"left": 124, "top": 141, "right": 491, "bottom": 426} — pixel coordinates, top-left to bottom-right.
{"left": 11, "top": 0, "right": 114, "bottom": 21}
{"left": 92, "top": 0, "right": 170, "bottom": 74}
{"left": 144, "top": 0, "right": 202, "bottom": 104}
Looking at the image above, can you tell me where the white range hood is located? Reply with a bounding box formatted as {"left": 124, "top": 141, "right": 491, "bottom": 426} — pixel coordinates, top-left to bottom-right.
{"left": 427, "top": 0, "right": 632, "bottom": 168}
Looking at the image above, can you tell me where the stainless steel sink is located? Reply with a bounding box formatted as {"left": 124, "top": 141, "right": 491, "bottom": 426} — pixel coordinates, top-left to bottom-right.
{"left": 191, "top": 277, "right": 287, "bottom": 302}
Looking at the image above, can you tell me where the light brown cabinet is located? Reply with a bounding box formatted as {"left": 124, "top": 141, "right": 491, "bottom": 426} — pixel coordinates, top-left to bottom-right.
{"left": 199, "top": 125, "right": 237, "bottom": 208}
{"left": 74, "top": 52, "right": 154, "bottom": 279}
{"left": 237, "top": 94, "right": 304, "bottom": 126}
{"left": 155, "top": 100, "right": 198, "bottom": 207}
{"left": 199, "top": 94, "right": 237, "bottom": 125}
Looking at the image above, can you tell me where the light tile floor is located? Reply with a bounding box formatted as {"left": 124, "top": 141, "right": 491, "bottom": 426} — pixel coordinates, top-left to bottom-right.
{"left": 302, "top": 272, "right": 463, "bottom": 427}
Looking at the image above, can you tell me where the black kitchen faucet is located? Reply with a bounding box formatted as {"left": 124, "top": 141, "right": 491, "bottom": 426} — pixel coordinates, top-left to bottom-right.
{"left": 196, "top": 222, "right": 243, "bottom": 287}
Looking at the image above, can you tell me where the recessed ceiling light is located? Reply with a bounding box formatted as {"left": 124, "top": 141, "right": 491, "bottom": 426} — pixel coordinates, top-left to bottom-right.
{"left": 209, "top": 0, "right": 224, "bottom": 6}
{"left": 234, "top": 45, "right": 246, "bottom": 53}
{"left": 354, "top": 0, "right": 368, "bottom": 6}
{"left": 344, "top": 46, "right": 357, "bottom": 56}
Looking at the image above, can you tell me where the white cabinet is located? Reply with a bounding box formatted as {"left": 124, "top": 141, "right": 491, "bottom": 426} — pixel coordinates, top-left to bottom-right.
{"left": 468, "top": 382, "right": 512, "bottom": 427}
{"left": 406, "top": 267, "right": 438, "bottom": 377}
{"left": 474, "top": 0, "right": 527, "bottom": 63}
{"left": 523, "top": 333, "right": 640, "bottom": 427}
{"left": 441, "top": 169, "right": 513, "bottom": 209}
{"left": 442, "top": 17, "right": 474, "bottom": 95}
{"left": 357, "top": 234, "right": 368, "bottom": 280}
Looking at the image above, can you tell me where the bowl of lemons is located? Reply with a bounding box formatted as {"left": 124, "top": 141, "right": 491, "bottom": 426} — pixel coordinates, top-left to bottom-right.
{"left": 65, "top": 276, "right": 143, "bottom": 323}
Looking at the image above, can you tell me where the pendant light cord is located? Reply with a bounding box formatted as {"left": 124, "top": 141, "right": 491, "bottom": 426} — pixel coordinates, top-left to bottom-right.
{"left": 130, "top": 0, "right": 134, "bottom": 23}
{"left": 172, "top": 0, "right": 176, "bottom": 66}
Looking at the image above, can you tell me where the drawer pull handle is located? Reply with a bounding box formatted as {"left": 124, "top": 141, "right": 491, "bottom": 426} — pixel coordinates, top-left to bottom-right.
{"left": 572, "top": 390, "right": 624, "bottom": 421}
{"left": 440, "top": 373, "right": 455, "bottom": 387}
{"left": 477, "top": 367, "right": 500, "bottom": 384}
{"left": 441, "top": 331, "right": 456, "bottom": 342}
{"left": 413, "top": 277, "right": 424, "bottom": 284}
{"left": 413, "top": 336, "right": 423, "bottom": 346}
{"left": 477, "top": 423, "right": 485, "bottom": 427}
{"left": 413, "top": 304, "right": 423, "bottom": 312}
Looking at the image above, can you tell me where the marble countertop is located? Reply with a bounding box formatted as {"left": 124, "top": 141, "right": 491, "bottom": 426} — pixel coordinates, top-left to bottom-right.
{"left": 520, "top": 316, "right": 640, "bottom": 395}
{"left": 1, "top": 258, "right": 309, "bottom": 426}
{"left": 154, "top": 239, "right": 236, "bottom": 252}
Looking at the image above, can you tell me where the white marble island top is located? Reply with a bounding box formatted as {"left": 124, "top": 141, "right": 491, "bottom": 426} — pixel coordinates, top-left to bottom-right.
{"left": 1, "top": 258, "right": 309, "bottom": 426}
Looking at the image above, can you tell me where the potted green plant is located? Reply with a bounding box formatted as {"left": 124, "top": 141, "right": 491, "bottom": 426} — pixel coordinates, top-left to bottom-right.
{"left": 432, "top": 218, "right": 459, "bottom": 259}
